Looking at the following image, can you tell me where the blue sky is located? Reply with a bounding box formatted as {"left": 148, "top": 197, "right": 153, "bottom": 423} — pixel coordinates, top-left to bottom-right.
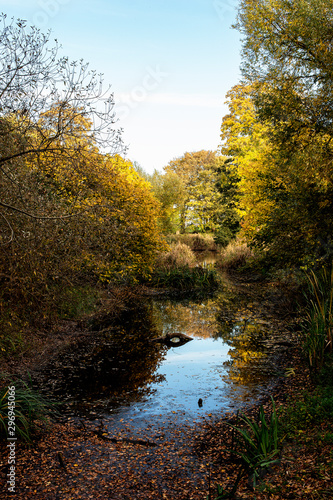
{"left": 1, "top": 0, "right": 242, "bottom": 172}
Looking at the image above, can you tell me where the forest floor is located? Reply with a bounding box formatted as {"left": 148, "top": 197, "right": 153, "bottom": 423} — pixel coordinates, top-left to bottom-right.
{"left": 1, "top": 278, "right": 332, "bottom": 499}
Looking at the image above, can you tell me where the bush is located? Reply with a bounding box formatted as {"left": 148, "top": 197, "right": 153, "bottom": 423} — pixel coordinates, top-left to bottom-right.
{"left": 213, "top": 227, "right": 233, "bottom": 248}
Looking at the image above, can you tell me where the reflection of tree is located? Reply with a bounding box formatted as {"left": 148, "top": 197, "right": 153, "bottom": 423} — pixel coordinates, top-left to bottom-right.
{"left": 214, "top": 287, "right": 279, "bottom": 388}
{"left": 222, "top": 322, "right": 276, "bottom": 387}
{"left": 36, "top": 303, "right": 166, "bottom": 411}
{"left": 150, "top": 298, "right": 220, "bottom": 339}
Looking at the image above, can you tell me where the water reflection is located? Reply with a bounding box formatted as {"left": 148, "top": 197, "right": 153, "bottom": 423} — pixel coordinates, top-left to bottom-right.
{"left": 195, "top": 250, "right": 218, "bottom": 268}
{"left": 150, "top": 297, "right": 220, "bottom": 339}
{"left": 39, "top": 285, "right": 284, "bottom": 423}
{"left": 37, "top": 304, "right": 167, "bottom": 415}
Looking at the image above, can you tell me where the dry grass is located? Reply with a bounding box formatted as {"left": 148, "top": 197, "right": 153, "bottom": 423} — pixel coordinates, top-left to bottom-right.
{"left": 217, "top": 238, "right": 255, "bottom": 270}
{"left": 155, "top": 241, "right": 197, "bottom": 269}
{"left": 166, "top": 233, "right": 217, "bottom": 252}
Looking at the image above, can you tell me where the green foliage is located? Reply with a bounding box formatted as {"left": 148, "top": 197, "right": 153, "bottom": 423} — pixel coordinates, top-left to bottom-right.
{"left": 214, "top": 227, "right": 233, "bottom": 248}
{"left": 227, "top": 398, "right": 281, "bottom": 488}
{"left": 302, "top": 265, "right": 333, "bottom": 373}
{"left": 214, "top": 157, "right": 241, "bottom": 242}
{"left": 0, "top": 375, "right": 58, "bottom": 442}
{"left": 149, "top": 266, "right": 220, "bottom": 291}
{"left": 279, "top": 387, "right": 333, "bottom": 439}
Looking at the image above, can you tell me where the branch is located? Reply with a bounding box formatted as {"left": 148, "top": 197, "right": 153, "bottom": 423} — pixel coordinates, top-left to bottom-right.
{"left": 0, "top": 211, "right": 14, "bottom": 243}
{"left": 0, "top": 200, "right": 83, "bottom": 219}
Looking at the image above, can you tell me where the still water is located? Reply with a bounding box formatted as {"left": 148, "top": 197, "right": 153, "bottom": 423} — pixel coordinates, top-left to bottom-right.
{"left": 41, "top": 279, "right": 285, "bottom": 429}
{"left": 106, "top": 294, "right": 280, "bottom": 427}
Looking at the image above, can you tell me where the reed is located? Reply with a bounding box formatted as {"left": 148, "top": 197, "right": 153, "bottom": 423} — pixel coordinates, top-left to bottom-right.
{"left": 156, "top": 241, "right": 197, "bottom": 268}
{"left": 0, "top": 374, "right": 58, "bottom": 442}
{"left": 166, "top": 233, "right": 217, "bottom": 252}
{"left": 302, "top": 265, "right": 333, "bottom": 373}
{"left": 217, "top": 239, "right": 254, "bottom": 271}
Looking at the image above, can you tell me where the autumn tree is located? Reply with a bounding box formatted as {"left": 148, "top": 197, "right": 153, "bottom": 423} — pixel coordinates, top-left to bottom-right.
{"left": 0, "top": 16, "right": 166, "bottom": 348}
{"left": 221, "top": 0, "right": 333, "bottom": 264}
{"left": 0, "top": 14, "right": 123, "bottom": 235}
{"left": 165, "top": 150, "right": 222, "bottom": 233}
{"left": 148, "top": 170, "right": 187, "bottom": 234}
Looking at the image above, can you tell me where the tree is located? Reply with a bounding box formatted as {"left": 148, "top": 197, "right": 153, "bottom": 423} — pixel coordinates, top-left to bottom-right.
{"left": 165, "top": 150, "right": 221, "bottom": 233}
{"left": 214, "top": 156, "right": 241, "bottom": 247}
{"left": 221, "top": 0, "right": 333, "bottom": 265}
{"left": 0, "top": 14, "right": 124, "bottom": 231}
{"left": 0, "top": 16, "right": 166, "bottom": 343}
{"left": 149, "top": 170, "right": 187, "bottom": 234}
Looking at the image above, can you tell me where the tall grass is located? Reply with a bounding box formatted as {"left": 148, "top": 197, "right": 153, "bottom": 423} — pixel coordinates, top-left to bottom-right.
{"left": 150, "top": 241, "right": 220, "bottom": 290}
{"left": 166, "top": 233, "right": 217, "bottom": 252}
{"left": 155, "top": 241, "right": 197, "bottom": 268}
{"left": 0, "top": 375, "right": 58, "bottom": 442}
{"left": 150, "top": 266, "right": 220, "bottom": 290}
{"left": 217, "top": 239, "right": 254, "bottom": 271}
{"left": 302, "top": 265, "right": 333, "bottom": 373}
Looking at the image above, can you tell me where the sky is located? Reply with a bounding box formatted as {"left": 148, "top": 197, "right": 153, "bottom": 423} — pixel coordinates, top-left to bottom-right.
{"left": 0, "top": 0, "right": 242, "bottom": 173}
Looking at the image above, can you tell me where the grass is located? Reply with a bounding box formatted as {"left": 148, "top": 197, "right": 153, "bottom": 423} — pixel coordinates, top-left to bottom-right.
{"left": 155, "top": 241, "right": 197, "bottom": 268}
{"left": 279, "top": 386, "right": 333, "bottom": 438}
{"left": 149, "top": 265, "right": 220, "bottom": 291}
{"left": 302, "top": 265, "right": 333, "bottom": 374}
{"left": 166, "top": 233, "right": 217, "bottom": 252}
{"left": 150, "top": 240, "right": 220, "bottom": 291}
{"left": 217, "top": 238, "right": 255, "bottom": 271}
{"left": 0, "top": 374, "right": 58, "bottom": 443}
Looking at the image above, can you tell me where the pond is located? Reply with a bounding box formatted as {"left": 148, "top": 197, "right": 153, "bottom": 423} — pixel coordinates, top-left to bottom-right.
{"left": 37, "top": 275, "right": 289, "bottom": 432}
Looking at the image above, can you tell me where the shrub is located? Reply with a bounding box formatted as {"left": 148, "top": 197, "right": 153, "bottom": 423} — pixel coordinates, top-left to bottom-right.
{"left": 213, "top": 227, "right": 233, "bottom": 248}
